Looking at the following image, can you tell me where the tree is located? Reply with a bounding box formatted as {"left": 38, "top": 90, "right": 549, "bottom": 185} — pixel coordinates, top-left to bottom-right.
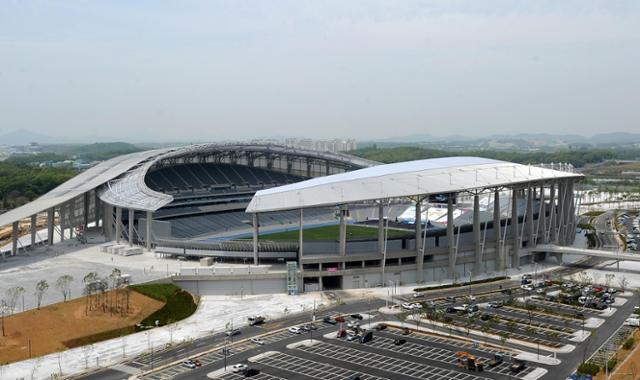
{"left": 618, "top": 276, "right": 629, "bottom": 293}
{"left": 34, "top": 280, "right": 49, "bottom": 309}
{"left": 83, "top": 272, "right": 98, "bottom": 315}
{"left": 55, "top": 275, "right": 73, "bottom": 302}
{"left": 5, "top": 286, "right": 25, "bottom": 314}
{"left": 604, "top": 273, "right": 615, "bottom": 289}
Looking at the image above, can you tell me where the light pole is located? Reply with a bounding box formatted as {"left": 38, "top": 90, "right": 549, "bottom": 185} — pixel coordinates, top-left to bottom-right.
{"left": 466, "top": 270, "right": 472, "bottom": 301}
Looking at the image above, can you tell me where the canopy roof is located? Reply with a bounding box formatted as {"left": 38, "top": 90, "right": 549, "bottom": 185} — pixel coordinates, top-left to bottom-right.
{"left": 246, "top": 157, "right": 583, "bottom": 213}
{"left": 0, "top": 148, "right": 170, "bottom": 227}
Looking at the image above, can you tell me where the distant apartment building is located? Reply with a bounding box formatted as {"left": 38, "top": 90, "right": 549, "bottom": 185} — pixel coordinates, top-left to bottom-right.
{"left": 284, "top": 138, "right": 357, "bottom": 153}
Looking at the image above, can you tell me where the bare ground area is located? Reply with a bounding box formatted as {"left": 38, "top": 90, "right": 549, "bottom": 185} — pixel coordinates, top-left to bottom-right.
{"left": 597, "top": 329, "right": 640, "bottom": 380}
{"left": 0, "top": 289, "right": 163, "bottom": 364}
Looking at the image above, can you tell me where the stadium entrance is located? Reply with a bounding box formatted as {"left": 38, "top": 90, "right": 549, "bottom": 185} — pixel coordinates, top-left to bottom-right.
{"left": 322, "top": 275, "right": 342, "bottom": 290}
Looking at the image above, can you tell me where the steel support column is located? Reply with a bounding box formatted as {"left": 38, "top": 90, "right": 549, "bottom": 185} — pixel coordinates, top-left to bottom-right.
{"left": 128, "top": 209, "right": 134, "bottom": 246}
{"left": 60, "top": 205, "right": 66, "bottom": 242}
{"left": 47, "top": 208, "right": 55, "bottom": 245}
{"left": 415, "top": 201, "right": 424, "bottom": 283}
{"left": 447, "top": 196, "right": 456, "bottom": 278}
{"left": 473, "top": 194, "right": 481, "bottom": 274}
{"left": 30, "top": 214, "right": 37, "bottom": 249}
{"left": 146, "top": 211, "right": 153, "bottom": 251}
{"left": 339, "top": 205, "right": 347, "bottom": 256}
{"left": 252, "top": 213, "right": 259, "bottom": 265}
{"left": 526, "top": 186, "right": 534, "bottom": 245}
{"left": 115, "top": 207, "right": 122, "bottom": 244}
{"left": 548, "top": 184, "right": 556, "bottom": 243}
{"left": 539, "top": 184, "right": 547, "bottom": 244}
{"left": 83, "top": 192, "right": 90, "bottom": 229}
{"left": 511, "top": 188, "right": 519, "bottom": 268}
{"left": 94, "top": 190, "right": 101, "bottom": 227}
{"left": 11, "top": 221, "right": 18, "bottom": 256}
{"left": 378, "top": 203, "right": 384, "bottom": 255}
{"left": 299, "top": 209, "right": 304, "bottom": 264}
{"left": 494, "top": 190, "right": 504, "bottom": 271}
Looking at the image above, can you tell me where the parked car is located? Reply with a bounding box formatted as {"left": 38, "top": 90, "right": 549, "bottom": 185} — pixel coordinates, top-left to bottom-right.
{"left": 232, "top": 364, "right": 249, "bottom": 373}
{"left": 393, "top": 338, "right": 407, "bottom": 346}
{"left": 487, "top": 354, "right": 503, "bottom": 368}
{"left": 360, "top": 330, "right": 373, "bottom": 343}
{"left": 521, "top": 284, "right": 534, "bottom": 292}
{"left": 244, "top": 368, "right": 261, "bottom": 377}
{"left": 351, "top": 313, "right": 364, "bottom": 320}
{"left": 323, "top": 316, "right": 338, "bottom": 324}
{"left": 375, "top": 324, "right": 387, "bottom": 331}
{"left": 346, "top": 332, "right": 360, "bottom": 341}
{"left": 288, "top": 326, "right": 303, "bottom": 334}
{"left": 446, "top": 296, "right": 456, "bottom": 302}
{"left": 250, "top": 337, "right": 264, "bottom": 345}
{"left": 183, "top": 360, "right": 196, "bottom": 369}
{"left": 510, "top": 359, "right": 526, "bottom": 373}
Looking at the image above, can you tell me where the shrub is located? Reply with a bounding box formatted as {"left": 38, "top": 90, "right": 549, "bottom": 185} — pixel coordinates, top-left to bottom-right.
{"left": 577, "top": 362, "right": 600, "bottom": 376}
{"left": 607, "top": 358, "right": 618, "bottom": 371}
{"left": 624, "top": 338, "right": 635, "bottom": 350}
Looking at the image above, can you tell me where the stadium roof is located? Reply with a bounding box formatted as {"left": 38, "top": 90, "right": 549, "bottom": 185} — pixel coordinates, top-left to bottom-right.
{"left": 0, "top": 148, "right": 171, "bottom": 227}
{"left": 246, "top": 157, "right": 584, "bottom": 213}
{"left": 0, "top": 143, "right": 376, "bottom": 226}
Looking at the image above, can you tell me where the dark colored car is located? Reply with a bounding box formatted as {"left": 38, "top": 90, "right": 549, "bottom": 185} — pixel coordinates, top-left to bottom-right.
{"left": 351, "top": 313, "right": 364, "bottom": 320}
{"left": 375, "top": 324, "right": 387, "bottom": 331}
{"left": 323, "top": 316, "right": 337, "bottom": 324}
{"left": 243, "top": 368, "right": 261, "bottom": 377}
{"left": 360, "top": 330, "right": 373, "bottom": 343}
{"left": 487, "top": 354, "right": 503, "bottom": 367}
{"left": 510, "top": 359, "right": 526, "bottom": 373}
{"left": 394, "top": 338, "right": 406, "bottom": 346}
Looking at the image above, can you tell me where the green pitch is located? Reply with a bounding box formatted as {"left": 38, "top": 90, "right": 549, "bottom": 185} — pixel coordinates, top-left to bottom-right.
{"left": 257, "top": 224, "right": 413, "bottom": 242}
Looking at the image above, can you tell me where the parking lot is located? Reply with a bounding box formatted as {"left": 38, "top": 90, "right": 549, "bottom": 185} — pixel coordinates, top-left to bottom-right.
{"left": 253, "top": 351, "right": 388, "bottom": 380}
{"left": 343, "top": 334, "right": 539, "bottom": 379}
{"left": 296, "top": 340, "right": 494, "bottom": 380}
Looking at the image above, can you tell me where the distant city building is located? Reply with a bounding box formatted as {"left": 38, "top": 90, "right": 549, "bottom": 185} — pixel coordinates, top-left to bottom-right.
{"left": 284, "top": 138, "right": 357, "bottom": 153}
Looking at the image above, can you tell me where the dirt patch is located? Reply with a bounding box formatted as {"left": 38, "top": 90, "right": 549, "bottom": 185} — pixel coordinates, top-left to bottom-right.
{"left": 598, "top": 329, "right": 640, "bottom": 380}
{"left": 0, "top": 288, "right": 163, "bottom": 364}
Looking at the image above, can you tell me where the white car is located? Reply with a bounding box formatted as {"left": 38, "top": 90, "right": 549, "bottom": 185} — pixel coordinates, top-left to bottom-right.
{"left": 232, "top": 364, "right": 248, "bottom": 373}
{"left": 250, "top": 337, "right": 264, "bottom": 345}
{"left": 402, "top": 302, "right": 422, "bottom": 310}
{"left": 521, "top": 284, "right": 534, "bottom": 292}
{"left": 288, "top": 326, "right": 303, "bottom": 334}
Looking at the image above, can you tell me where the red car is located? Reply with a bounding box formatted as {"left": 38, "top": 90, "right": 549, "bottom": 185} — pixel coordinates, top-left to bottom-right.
{"left": 193, "top": 359, "right": 201, "bottom": 367}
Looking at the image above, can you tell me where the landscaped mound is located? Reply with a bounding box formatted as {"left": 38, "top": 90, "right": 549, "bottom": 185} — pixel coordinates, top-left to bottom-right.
{"left": 129, "top": 283, "right": 198, "bottom": 329}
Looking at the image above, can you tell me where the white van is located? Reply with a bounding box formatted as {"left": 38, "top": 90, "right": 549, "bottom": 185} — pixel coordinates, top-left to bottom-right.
{"left": 624, "top": 318, "right": 640, "bottom": 327}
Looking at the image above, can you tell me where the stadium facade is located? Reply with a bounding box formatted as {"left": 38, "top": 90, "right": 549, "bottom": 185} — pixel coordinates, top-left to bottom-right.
{"left": 0, "top": 144, "right": 582, "bottom": 294}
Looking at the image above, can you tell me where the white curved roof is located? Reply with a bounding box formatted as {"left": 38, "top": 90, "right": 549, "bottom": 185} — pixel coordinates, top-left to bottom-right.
{"left": 0, "top": 148, "right": 171, "bottom": 227}
{"left": 246, "top": 156, "right": 583, "bottom": 213}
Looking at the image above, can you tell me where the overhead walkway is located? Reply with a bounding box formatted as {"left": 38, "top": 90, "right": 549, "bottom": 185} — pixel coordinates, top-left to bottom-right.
{"left": 531, "top": 244, "right": 640, "bottom": 262}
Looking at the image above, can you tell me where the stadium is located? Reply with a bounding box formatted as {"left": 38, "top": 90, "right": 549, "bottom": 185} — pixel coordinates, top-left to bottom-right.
{"left": 0, "top": 144, "right": 582, "bottom": 294}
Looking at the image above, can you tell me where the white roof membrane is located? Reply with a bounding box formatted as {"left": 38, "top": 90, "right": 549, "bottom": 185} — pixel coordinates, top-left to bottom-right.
{"left": 246, "top": 157, "right": 583, "bottom": 213}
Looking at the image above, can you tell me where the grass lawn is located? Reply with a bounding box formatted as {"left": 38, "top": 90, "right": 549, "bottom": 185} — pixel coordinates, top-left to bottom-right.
{"left": 256, "top": 224, "right": 414, "bottom": 242}
{"left": 129, "top": 283, "right": 198, "bottom": 328}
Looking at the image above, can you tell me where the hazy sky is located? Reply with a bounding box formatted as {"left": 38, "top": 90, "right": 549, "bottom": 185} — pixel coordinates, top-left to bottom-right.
{"left": 1, "top": 1, "right": 639, "bottom": 142}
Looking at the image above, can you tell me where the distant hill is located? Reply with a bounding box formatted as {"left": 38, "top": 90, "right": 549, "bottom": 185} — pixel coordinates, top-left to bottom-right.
{"left": 43, "top": 142, "right": 144, "bottom": 161}
{"left": 0, "top": 129, "right": 71, "bottom": 145}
